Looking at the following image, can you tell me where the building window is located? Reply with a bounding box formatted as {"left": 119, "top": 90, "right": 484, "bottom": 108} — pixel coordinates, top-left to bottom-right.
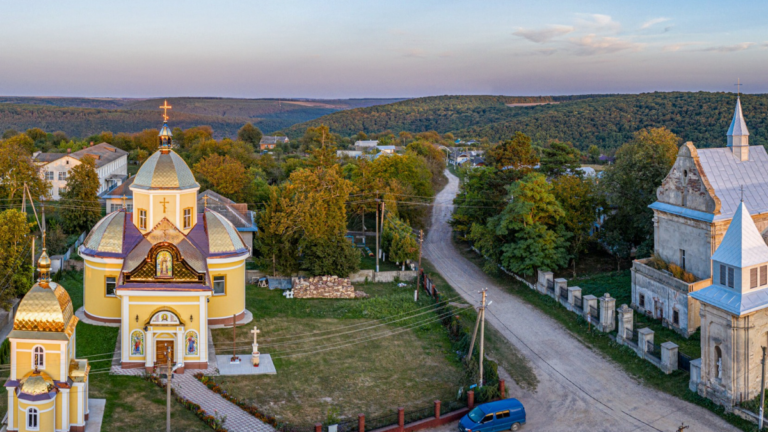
{"left": 139, "top": 209, "right": 147, "bottom": 230}
{"left": 751, "top": 268, "right": 759, "bottom": 289}
{"left": 32, "top": 346, "right": 44, "bottom": 369}
{"left": 127, "top": 204, "right": 133, "bottom": 212}
{"left": 720, "top": 264, "right": 726, "bottom": 285}
{"left": 183, "top": 208, "right": 192, "bottom": 229}
{"left": 58, "top": 171, "right": 67, "bottom": 181}
{"left": 639, "top": 293, "right": 645, "bottom": 308}
{"left": 728, "top": 267, "right": 735, "bottom": 288}
{"left": 679, "top": 249, "right": 686, "bottom": 271}
{"left": 213, "top": 276, "right": 226, "bottom": 295}
{"left": 673, "top": 310, "right": 679, "bottom": 326}
{"left": 761, "top": 265, "right": 767, "bottom": 286}
{"left": 44, "top": 171, "right": 54, "bottom": 181}
{"left": 27, "top": 407, "right": 39, "bottom": 431}
{"left": 106, "top": 276, "right": 116, "bottom": 297}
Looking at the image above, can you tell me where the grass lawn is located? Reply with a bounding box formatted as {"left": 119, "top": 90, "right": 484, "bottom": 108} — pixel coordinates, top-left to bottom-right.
{"left": 57, "top": 271, "right": 211, "bottom": 432}
{"left": 210, "top": 280, "right": 467, "bottom": 426}
{"left": 359, "top": 254, "right": 403, "bottom": 272}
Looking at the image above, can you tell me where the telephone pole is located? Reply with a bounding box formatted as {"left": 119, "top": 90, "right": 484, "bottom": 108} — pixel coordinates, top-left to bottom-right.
{"left": 479, "top": 289, "right": 487, "bottom": 386}
{"left": 418, "top": 230, "right": 423, "bottom": 270}
{"left": 375, "top": 193, "right": 380, "bottom": 273}
{"left": 166, "top": 346, "right": 172, "bottom": 432}
{"left": 760, "top": 346, "right": 767, "bottom": 429}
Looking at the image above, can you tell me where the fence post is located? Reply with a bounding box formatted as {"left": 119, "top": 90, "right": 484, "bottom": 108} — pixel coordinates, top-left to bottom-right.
{"left": 553, "top": 278, "right": 567, "bottom": 300}
{"left": 638, "top": 328, "right": 654, "bottom": 359}
{"left": 315, "top": 424, "right": 322, "bottom": 432}
{"left": 434, "top": 400, "right": 441, "bottom": 419}
{"left": 398, "top": 407, "right": 405, "bottom": 432}
{"left": 661, "top": 342, "right": 679, "bottom": 374}
{"left": 358, "top": 414, "right": 365, "bottom": 432}
{"left": 599, "top": 293, "right": 616, "bottom": 332}
{"left": 582, "top": 295, "right": 598, "bottom": 318}
{"left": 468, "top": 390, "right": 475, "bottom": 409}
{"left": 616, "top": 304, "right": 633, "bottom": 342}
{"left": 499, "top": 380, "right": 505, "bottom": 398}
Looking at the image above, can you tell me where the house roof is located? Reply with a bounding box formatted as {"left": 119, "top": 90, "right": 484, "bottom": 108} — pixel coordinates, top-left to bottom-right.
{"left": 70, "top": 143, "right": 128, "bottom": 168}
{"left": 34, "top": 153, "right": 67, "bottom": 163}
{"left": 102, "top": 175, "right": 135, "bottom": 199}
{"left": 696, "top": 146, "right": 768, "bottom": 220}
{"left": 198, "top": 190, "right": 258, "bottom": 232}
{"left": 260, "top": 136, "right": 289, "bottom": 145}
{"left": 711, "top": 201, "right": 768, "bottom": 267}
{"left": 354, "top": 140, "right": 378, "bottom": 147}
{"left": 691, "top": 284, "right": 768, "bottom": 317}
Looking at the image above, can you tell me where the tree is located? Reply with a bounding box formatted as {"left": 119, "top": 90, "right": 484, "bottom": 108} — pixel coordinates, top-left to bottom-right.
{"left": 4, "top": 134, "right": 35, "bottom": 153}
{"left": 0, "top": 209, "right": 34, "bottom": 308}
{"left": 600, "top": 127, "right": 679, "bottom": 257}
{"left": 299, "top": 125, "right": 337, "bottom": 153}
{"left": 450, "top": 167, "right": 508, "bottom": 239}
{"left": 588, "top": 145, "right": 601, "bottom": 163}
{"left": 382, "top": 216, "right": 419, "bottom": 270}
{"left": 193, "top": 154, "right": 255, "bottom": 203}
{"left": 238, "top": 123, "right": 263, "bottom": 148}
{"left": 485, "top": 132, "right": 538, "bottom": 177}
{"left": 301, "top": 237, "right": 360, "bottom": 277}
{"left": 25, "top": 128, "right": 47, "bottom": 143}
{"left": 0, "top": 141, "right": 49, "bottom": 204}
{"left": 60, "top": 156, "right": 101, "bottom": 234}
{"left": 540, "top": 142, "right": 581, "bottom": 177}
{"left": 552, "top": 175, "right": 605, "bottom": 276}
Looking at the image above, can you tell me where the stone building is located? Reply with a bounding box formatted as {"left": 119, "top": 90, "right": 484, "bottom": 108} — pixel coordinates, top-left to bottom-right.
{"left": 690, "top": 201, "right": 768, "bottom": 406}
{"left": 631, "top": 97, "right": 768, "bottom": 336}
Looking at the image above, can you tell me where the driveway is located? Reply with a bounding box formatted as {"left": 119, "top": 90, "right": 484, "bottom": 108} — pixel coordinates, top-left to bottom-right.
{"left": 423, "top": 169, "right": 738, "bottom": 432}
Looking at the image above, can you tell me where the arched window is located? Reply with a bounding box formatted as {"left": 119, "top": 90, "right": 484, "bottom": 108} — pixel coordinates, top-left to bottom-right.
{"left": 715, "top": 345, "right": 723, "bottom": 380}
{"left": 27, "top": 407, "right": 39, "bottom": 430}
{"left": 32, "top": 346, "right": 45, "bottom": 370}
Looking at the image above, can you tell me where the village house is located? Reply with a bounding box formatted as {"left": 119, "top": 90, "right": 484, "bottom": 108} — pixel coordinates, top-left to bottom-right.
{"left": 34, "top": 143, "right": 129, "bottom": 200}
{"left": 101, "top": 175, "right": 135, "bottom": 213}
{"left": 354, "top": 140, "right": 379, "bottom": 152}
{"left": 259, "top": 135, "right": 289, "bottom": 150}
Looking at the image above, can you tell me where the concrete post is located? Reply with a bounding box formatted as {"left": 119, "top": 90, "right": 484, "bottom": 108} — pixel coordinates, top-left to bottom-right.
{"left": 638, "top": 328, "right": 654, "bottom": 358}
{"left": 583, "top": 295, "right": 598, "bottom": 319}
{"left": 468, "top": 390, "right": 475, "bottom": 409}
{"left": 434, "top": 400, "right": 441, "bottom": 419}
{"left": 660, "top": 342, "right": 679, "bottom": 374}
{"left": 553, "top": 278, "right": 567, "bottom": 300}
{"left": 689, "top": 359, "right": 702, "bottom": 392}
{"left": 398, "top": 407, "right": 404, "bottom": 431}
{"left": 567, "top": 287, "right": 582, "bottom": 313}
{"left": 537, "top": 270, "right": 553, "bottom": 294}
{"left": 499, "top": 380, "right": 505, "bottom": 398}
{"left": 358, "top": 414, "right": 365, "bottom": 432}
{"left": 616, "top": 304, "right": 633, "bottom": 341}
{"left": 599, "top": 293, "right": 616, "bottom": 332}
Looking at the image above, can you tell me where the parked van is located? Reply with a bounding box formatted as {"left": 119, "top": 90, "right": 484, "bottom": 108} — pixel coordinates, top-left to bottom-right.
{"left": 459, "top": 399, "right": 526, "bottom": 432}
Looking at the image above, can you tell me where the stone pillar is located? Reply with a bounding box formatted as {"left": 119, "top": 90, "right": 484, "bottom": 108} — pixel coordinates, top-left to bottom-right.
{"left": 599, "top": 294, "right": 616, "bottom": 332}
{"left": 567, "top": 287, "right": 582, "bottom": 313}
{"left": 689, "top": 359, "right": 702, "bottom": 393}
{"left": 583, "top": 295, "right": 598, "bottom": 319}
{"left": 553, "top": 278, "right": 567, "bottom": 299}
{"left": 468, "top": 390, "right": 475, "bottom": 408}
{"left": 661, "top": 342, "right": 679, "bottom": 374}
{"left": 616, "top": 304, "right": 633, "bottom": 341}
{"left": 537, "top": 270, "right": 553, "bottom": 294}
{"left": 358, "top": 414, "right": 365, "bottom": 432}
{"left": 638, "top": 328, "right": 654, "bottom": 358}
{"left": 434, "top": 400, "right": 441, "bottom": 419}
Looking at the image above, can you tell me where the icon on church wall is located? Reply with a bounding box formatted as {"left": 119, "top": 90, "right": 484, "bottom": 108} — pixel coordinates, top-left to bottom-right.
{"left": 186, "top": 331, "right": 198, "bottom": 356}
{"left": 131, "top": 330, "right": 145, "bottom": 356}
{"left": 156, "top": 251, "right": 173, "bottom": 278}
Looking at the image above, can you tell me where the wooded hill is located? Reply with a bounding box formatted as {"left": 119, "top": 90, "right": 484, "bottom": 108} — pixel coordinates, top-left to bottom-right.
{"left": 282, "top": 92, "right": 768, "bottom": 151}
{"left": 0, "top": 97, "right": 403, "bottom": 138}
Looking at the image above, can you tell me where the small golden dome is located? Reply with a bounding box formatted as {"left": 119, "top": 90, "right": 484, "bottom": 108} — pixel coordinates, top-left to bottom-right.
{"left": 38, "top": 249, "right": 51, "bottom": 270}
{"left": 19, "top": 370, "right": 55, "bottom": 396}
{"left": 13, "top": 283, "right": 77, "bottom": 337}
{"left": 205, "top": 210, "right": 248, "bottom": 254}
{"left": 82, "top": 211, "right": 125, "bottom": 253}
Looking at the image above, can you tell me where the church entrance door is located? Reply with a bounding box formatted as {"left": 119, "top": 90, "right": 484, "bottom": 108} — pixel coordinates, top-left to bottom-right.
{"left": 156, "top": 340, "right": 174, "bottom": 366}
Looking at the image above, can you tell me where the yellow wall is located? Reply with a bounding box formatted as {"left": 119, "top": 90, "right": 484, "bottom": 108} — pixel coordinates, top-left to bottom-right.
{"left": 69, "top": 385, "right": 83, "bottom": 426}
{"left": 126, "top": 295, "right": 205, "bottom": 363}
{"left": 207, "top": 260, "right": 246, "bottom": 319}
{"left": 179, "top": 191, "right": 198, "bottom": 234}
{"left": 132, "top": 190, "right": 198, "bottom": 234}
{"left": 83, "top": 258, "right": 122, "bottom": 320}
{"left": 18, "top": 398, "right": 55, "bottom": 432}
{"left": 133, "top": 192, "right": 150, "bottom": 231}
{"left": 14, "top": 341, "right": 65, "bottom": 382}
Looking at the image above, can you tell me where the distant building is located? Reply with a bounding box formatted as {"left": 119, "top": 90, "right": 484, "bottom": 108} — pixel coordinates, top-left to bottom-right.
{"left": 377, "top": 145, "right": 396, "bottom": 154}
{"left": 102, "top": 175, "right": 135, "bottom": 213}
{"left": 259, "top": 135, "right": 289, "bottom": 150}
{"left": 34, "top": 143, "right": 128, "bottom": 200}
{"left": 354, "top": 140, "right": 379, "bottom": 152}
{"left": 337, "top": 150, "right": 363, "bottom": 158}
{"left": 197, "top": 190, "right": 258, "bottom": 255}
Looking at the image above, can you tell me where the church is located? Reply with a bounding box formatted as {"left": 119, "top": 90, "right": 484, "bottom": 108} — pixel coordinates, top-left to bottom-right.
{"left": 78, "top": 105, "right": 251, "bottom": 372}
{"left": 631, "top": 96, "right": 768, "bottom": 336}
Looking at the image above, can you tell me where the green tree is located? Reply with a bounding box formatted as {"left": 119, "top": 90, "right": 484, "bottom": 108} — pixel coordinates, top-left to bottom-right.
{"left": 25, "top": 128, "right": 47, "bottom": 143}
{"left": 0, "top": 209, "right": 34, "bottom": 308}
{"left": 238, "top": 122, "right": 263, "bottom": 148}
{"left": 382, "top": 216, "right": 419, "bottom": 270}
{"left": 540, "top": 142, "right": 581, "bottom": 177}
{"left": 552, "top": 175, "right": 605, "bottom": 276}
{"left": 4, "top": 134, "right": 35, "bottom": 153}
{"left": 588, "top": 145, "right": 601, "bottom": 163}
{"left": 193, "top": 154, "right": 256, "bottom": 203}
{"left": 450, "top": 167, "right": 508, "bottom": 239}
{"left": 299, "top": 125, "right": 337, "bottom": 153}
{"left": 0, "top": 141, "right": 49, "bottom": 204}
{"left": 301, "top": 237, "right": 360, "bottom": 277}
{"left": 60, "top": 156, "right": 101, "bottom": 234}
{"left": 484, "top": 132, "right": 538, "bottom": 178}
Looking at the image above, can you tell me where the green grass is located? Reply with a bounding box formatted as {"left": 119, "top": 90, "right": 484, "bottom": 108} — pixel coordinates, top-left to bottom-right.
{"left": 359, "top": 254, "right": 403, "bottom": 272}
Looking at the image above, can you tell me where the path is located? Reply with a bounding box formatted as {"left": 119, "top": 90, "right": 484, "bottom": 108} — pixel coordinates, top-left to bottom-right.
{"left": 424, "top": 169, "right": 738, "bottom": 432}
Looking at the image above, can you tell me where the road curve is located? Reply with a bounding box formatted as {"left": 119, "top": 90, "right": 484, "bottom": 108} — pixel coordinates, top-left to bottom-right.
{"left": 424, "top": 169, "right": 737, "bottom": 432}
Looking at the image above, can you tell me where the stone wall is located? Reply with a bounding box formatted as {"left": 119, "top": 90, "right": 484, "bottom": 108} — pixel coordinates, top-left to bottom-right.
{"left": 292, "top": 276, "right": 355, "bottom": 299}
{"left": 347, "top": 270, "right": 418, "bottom": 283}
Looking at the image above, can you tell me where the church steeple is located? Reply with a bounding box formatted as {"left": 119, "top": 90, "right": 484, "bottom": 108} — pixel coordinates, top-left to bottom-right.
{"left": 728, "top": 97, "right": 750, "bottom": 161}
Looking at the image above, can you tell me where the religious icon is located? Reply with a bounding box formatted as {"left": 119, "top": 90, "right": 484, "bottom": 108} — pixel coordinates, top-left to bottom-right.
{"left": 131, "top": 331, "right": 144, "bottom": 356}
{"left": 156, "top": 251, "right": 173, "bottom": 278}
{"left": 186, "top": 331, "right": 198, "bottom": 356}
{"left": 161, "top": 313, "right": 168, "bottom": 322}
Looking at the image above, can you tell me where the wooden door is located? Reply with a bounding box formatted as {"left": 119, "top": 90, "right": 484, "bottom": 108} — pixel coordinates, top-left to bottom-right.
{"left": 156, "top": 340, "right": 174, "bottom": 366}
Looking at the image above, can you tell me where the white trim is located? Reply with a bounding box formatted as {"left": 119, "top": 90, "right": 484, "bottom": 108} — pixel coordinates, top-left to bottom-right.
{"left": 8, "top": 389, "right": 14, "bottom": 427}
{"left": 129, "top": 301, "right": 200, "bottom": 305}
{"left": 15, "top": 349, "right": 60, "bottom": 354}
{"left": 60, "top": 387, "right": 70, "bottom": 429}
{"left": 121, "top": 296, "right": 130, "bottom": 362}
{"left": 176, "top": 194, "right": 180, "bottom": 229}
{"left": 149, "top": 195, "right": 154, "bottom": 230}
{"left": 78, "top": 383, "right": 84, "bottom": 424}
{"left": 209, "top": 262, "right": 245, "bottom": 272}
{"left": 81, "top": 255, "right": 124, "bottom": 265}
{"left": 199, "top": 296, "right": 206, "bottom": 362}
{"left": 118, "top": 290, "right": 210, "bottom": 297}
{"left": 81, "top": 308, "right": 119, "bottom": 322}
{"left": 11, "top": 340, "right": 16, "bottom": 380}
{"left": 131, "top": 187, "right": 200, "bottom": 196}
{"left": 18, "top": 399, "right": 55, "bottom": 407}
{"left": 9, "top": 339, "right": 66, "bottom": 347}
{"left": 207, "top": 254, "right": 248, "bottom": 265}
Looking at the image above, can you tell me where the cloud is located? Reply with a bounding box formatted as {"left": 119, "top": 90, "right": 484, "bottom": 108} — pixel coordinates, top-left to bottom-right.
{"left": 640, "top": 17, "right": 670, "bottom": 29}
{"left": 575, "top": 14, "right": 621, "bottom": 33}
{"left": 514, "top": 25, "right": 574, "bottom": 43}
{"left": 703, "top": 43, "right": 754, "bottom": 53}
{"left": 570, "top": 34, "right": 644, "bottom": 55}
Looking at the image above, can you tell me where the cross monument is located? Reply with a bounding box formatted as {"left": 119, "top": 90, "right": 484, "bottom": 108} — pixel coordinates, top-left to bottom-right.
{"left": 251, "top": 326, "right": 261, "bottom": 367}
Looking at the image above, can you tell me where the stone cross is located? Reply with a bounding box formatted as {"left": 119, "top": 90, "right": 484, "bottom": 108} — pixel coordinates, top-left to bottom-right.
{"left": 251, "top": 325, "right": 261, "bottom": 367}
{"left": 251, "top": 326, "right": 260, "bottom": 346}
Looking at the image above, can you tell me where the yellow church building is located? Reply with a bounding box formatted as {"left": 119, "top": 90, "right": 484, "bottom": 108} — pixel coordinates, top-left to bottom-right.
{"left": 78, "top": 107, "right": 250, "bottom": 372}
{"left": 5, "top": 243, "right": 91, "bottom": 432}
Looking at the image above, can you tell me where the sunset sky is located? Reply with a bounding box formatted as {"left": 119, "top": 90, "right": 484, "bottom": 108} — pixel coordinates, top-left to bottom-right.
{"left": 1, "top": 0, "right": 766, "bottom": 98}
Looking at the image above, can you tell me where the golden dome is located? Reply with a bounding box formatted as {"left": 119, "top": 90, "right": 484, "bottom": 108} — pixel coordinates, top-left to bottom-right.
{"left": 38, "top": 249, "right": 51, "bottom": 270}
{"left": 205, "top": 210, "right": 248, "bottom": 254}
{"left": 82, "top": 211, "right": 125, "bottom": 253}
{"left": 19, "top": 370, "right": 55, "bottom": 396}
{"left": 132, "top": 150, "right": 199, "bottom": 191}
{"left": 13, "top": 283, "right": 77, "bottom": 337}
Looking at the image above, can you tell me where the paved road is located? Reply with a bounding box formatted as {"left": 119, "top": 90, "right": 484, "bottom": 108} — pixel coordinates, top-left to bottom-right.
{"left": 424, "top": 169, "right": 738, "bottom": 432}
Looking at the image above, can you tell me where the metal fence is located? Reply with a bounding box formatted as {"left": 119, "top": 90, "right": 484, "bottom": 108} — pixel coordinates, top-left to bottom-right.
{"left": 559, "top": 287, "right": 568, "bottom": 301}
{"left": 547, "top": 280, "right": 555, "bottom": 294}
{"left": 678, "top": 352, "right": 692, "bottom": 372}
{"left": 646, "top": 341, "right": 661, "bottom": 360}
{"left": 574, "top": 296, "right": 583, "bottom": 309}
{"left": 589, "top": 306, "right": 599, "bottom": 320}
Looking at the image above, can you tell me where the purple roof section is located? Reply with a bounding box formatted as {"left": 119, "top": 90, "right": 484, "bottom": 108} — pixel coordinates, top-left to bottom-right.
{"left": 116, "top": 283, "right": 211, "bottom": 291}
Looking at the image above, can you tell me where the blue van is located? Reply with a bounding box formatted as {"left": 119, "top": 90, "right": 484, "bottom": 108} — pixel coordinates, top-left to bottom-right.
{"left": 459, "top": 399, "right": 526, "bottom": 432}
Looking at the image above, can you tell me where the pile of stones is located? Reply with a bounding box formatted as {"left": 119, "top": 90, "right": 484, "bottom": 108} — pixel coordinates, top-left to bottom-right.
{"left": 291, "top": 276, "right": 356, "bottom": 299}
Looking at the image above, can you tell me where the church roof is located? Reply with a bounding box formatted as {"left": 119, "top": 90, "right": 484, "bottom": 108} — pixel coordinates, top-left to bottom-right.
{"left": 205, "top": 210, "right": 249, "bottom": 254}
{"left": 123, "top": 218, "right": 207, "bottom": 274}
{"left": 727, "top": 97, "right": 749, "bottom": 138}
{"left": 132, "top": 150, "right": 199, "bottom": 191}
{"left": 18, "top": 370, "right": 55, "bottom": 397}
{"left": 711, "top": 202, "right": 768, "bottom": 267}
{"left": 10, "top": 282, "right": 77, "bottom": 338}
{"left": 691, "top": 283, "right": 768, "bottom": 316}
{"left": 82, "top": 210, "right": 125, "bottom": 253}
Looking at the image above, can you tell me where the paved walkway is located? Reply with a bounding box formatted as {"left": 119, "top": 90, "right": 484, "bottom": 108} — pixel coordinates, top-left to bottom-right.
{"left": 424, "top": 169, "right": 738, "bottom": 432}
{"left": 85, "top": 399, "right": 107, "bottom": 432}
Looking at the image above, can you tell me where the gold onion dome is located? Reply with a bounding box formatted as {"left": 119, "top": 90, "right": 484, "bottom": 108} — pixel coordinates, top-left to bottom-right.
{"left": 132, "top": 150, "right": 199, "bottom": 191}
{"left": 37, "top": 249, "right": 51, "bottom": 272}
{"left": 13, "top": 282, "right": 77, "bottom": 336}
{"left": 19, "top": 370, "right": 55, "bottom": 396}
{"left": 205, "top": 210, "right": 248, "bottom": 253}
{"left": 82, "top": 211, "right": 125, "bottom": 253}
{"left": 159, "top": 122, "right": 173, "bottom": 138}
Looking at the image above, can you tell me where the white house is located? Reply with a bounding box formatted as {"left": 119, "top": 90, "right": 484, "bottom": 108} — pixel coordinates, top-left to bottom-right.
{"left": 34, "top": 143, "right": 129, "bottom": 200}
{"left": 354, "top": 140, "right": 379, "bottom": 152}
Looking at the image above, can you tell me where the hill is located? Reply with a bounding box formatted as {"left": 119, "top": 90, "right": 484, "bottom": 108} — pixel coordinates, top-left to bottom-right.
{"left": 282, "top": 92, "right": 768, "bottom": 151}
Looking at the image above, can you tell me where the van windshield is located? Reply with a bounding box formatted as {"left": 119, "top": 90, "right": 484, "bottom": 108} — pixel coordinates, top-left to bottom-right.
{"left": 467, "top": 407, "right": 485, "bottom": 423}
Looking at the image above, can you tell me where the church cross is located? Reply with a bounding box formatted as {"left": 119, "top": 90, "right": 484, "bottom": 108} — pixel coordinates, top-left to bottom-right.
{"left": 735, "top": 79, "right": 742, "bottom": 96}
{"left": 159, "top": 100, "right": 172, "bottom": 122}
{"left": 203, "top": 195, "right": 209, "bottom": 209}
{"left": 159, "top": 197, "right": 170, "bottom": 213}
{"left": 122, "top": 194, "right": 127, "bottom": 210}
{"left": 251, "top": 326, "right": 260, "bottom": 345}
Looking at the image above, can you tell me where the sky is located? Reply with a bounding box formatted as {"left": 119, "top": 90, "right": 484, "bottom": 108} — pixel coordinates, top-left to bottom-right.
{"left": 0, "top": 0, "right": 766, "bottom": 98}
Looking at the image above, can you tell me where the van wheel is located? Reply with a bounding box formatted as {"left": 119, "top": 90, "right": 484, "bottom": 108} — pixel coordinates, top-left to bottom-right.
{"left": 510, "top": 423, "right": 521, "bottom": 431}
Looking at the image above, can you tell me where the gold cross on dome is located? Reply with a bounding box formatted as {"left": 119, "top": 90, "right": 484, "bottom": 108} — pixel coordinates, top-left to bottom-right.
{"left": 159, "top": 100, "right": 172, "bottom": 122}
{"left": 203, "top": 195, "right": 208, "bottom": 209}
{"left": 122, "top": 194, "right": 127, "bottom": 209}
{"left": 159, "top": 197, "right": 170, "bottom": 213}
{"left": 735, "top": 78, "right": 742, "bottom": 96}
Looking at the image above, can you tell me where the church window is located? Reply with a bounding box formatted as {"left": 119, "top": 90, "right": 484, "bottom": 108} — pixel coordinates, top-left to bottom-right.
{"left": 32, "top": 346, "right": 44, "bottom": 369}
{"left": 139, "top": 209, "right": 147, "bottom": 229}
{"left": 183, "top": 208, "right": 192, "bottom": 229}
{"left": 751, "top": 268, "right": 759, "bottom": 289}
{"left": 761, "top": 265, "right": 767, "bottom": 286}
{"left": 27, "top": 407, "right": 39, "bottom": 430}
{"left": 105, "top": 276, "right": 116, "bottom": 296}
{"left": 679, "top": 250, "right": 686, "bottom": 271}
{"left": 715, "top": 346, "right": 723, "bottom": 380}
{"left": 639, "top": 293, "right": 645, "bottom": 308}
{"left": 673, "top": 310, "right": 679, "bottom": 326}
{"left": 728, "top": 267, "right": 735, "bottom": 288}
{"left": 213, "top": 276, "right": 226, "bottom": 295}
{"left": 720, "top": 265, "right": 726, "bottom": 285}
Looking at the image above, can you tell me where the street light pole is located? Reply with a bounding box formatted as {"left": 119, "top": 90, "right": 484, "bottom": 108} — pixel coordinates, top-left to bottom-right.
{"left": 479, "top": 289, "right": 487, "bottom": 386}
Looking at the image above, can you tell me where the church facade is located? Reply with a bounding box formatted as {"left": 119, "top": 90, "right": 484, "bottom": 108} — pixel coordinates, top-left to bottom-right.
{"left": 631, "top": 97, "right": 768, "bottom": 336}
{"left": 78, "top": 110, "right": 250, "bottom": 372}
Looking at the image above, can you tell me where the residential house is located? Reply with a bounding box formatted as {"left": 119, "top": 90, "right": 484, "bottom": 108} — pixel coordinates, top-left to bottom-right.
{"left": 354, "top": 140, "right": 379, "bottom": 152}
{"left": 259, "top": 135, "right": 289, "bottom": 150}
{"left": 197, "top": 190, "right": 258, "bottom": 255}
{"left": 377, "top": 145, "right": 396, "bottom": 154}
{"left": 34, "top": 143, "right": 128, "bottom": 200}
{"left": 102, "top": 175, "right": 135, "bottom": 213}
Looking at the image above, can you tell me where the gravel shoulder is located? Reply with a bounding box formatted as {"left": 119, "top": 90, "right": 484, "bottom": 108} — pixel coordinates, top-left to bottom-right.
{"left": 423, "top": 169, "right": 738, "bottom": 432}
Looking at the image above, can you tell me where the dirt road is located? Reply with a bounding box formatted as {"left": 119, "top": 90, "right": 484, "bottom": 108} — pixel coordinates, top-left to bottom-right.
{"left": 423, "top": 169, "right": 738, "bottom": 432}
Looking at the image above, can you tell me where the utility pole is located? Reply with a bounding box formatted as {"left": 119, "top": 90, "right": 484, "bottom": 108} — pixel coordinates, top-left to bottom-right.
{"left": 375, "top": 192, "right": 380, "bottom": 273}
{"left": 166, "top": 346, "right": 171, "bottom": 432}
{"left": 21, "top": 182, "right": 26, "bottom": 212}
{"left": 466, "top": 308, "right": 482, "bottom": 361}
{"left": 418, "top": 230, "right": 423, "bottom": 270}
{"left": 760, "top": 346, "right": 767, "bottom": 430}
{"left": 479, "top": 289, "right": 487, "bottom": 386}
